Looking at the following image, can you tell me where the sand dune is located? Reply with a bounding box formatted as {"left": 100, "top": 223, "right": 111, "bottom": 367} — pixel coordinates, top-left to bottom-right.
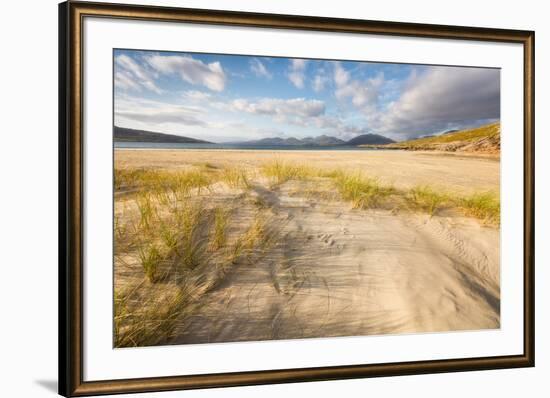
{"left": 169, "top": 179, "right": 499, "bottom": 344}
{"left": 114, "top": 149, "right": 500, "bottom": 346}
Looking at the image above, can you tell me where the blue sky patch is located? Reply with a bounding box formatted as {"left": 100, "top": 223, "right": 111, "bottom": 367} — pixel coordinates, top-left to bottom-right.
{"left": 114, "top": 49, "right": 500, "bottom": 143}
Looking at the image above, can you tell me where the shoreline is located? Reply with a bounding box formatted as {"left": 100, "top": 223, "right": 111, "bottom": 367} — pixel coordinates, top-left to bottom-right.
{"left": 114, "top": 147, "right": 500, "bottom": 163}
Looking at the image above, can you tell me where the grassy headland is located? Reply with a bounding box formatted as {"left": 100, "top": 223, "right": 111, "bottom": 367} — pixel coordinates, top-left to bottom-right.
{"left": 362, "top": 122, "right": 500, "bottom": 155}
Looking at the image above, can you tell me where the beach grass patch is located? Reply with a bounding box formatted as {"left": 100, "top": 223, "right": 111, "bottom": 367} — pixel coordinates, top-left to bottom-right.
{"left": 407, "top": 185, "right": 450, "bottom": 216}
{"left": 459, "top": 192, "right": 500, "bottom": 225}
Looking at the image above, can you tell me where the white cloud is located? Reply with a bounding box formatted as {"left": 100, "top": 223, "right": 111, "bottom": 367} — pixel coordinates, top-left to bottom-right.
{"left": 288, "top": 59, "right": 307, "bottom": 89}
{"left": 226, "top": 97, "right": 366, "bottom": 139}
{"left": 329, "top": 62, "right": 500, "bottom": 139}
{"left": 115, "top": 93, "right": 370, "bottom": 142}
{"left": 114, "top": 94, "right": 291, "bottom": 143}
{"left": 333, "top": 62, "right": 350, "bottom": 87}
{"left": 115, "top": 95, "right": 206, "bottom": 127}
{"left": 312, "top": 74, "right": 328, "bottom": 93}
{"left": 147, "top": 54, "right": 226, "bottom": 91}
{"left": 333, "top": 62, "right": 384, "bottom": 108}
{"left": 250, "top": 58, "right": 272, "bottom": 79}
{"left": 376, "top": 67, "right": 500, "bottom": 138}
{"left": 306, "top": 115, "right": 372, "bottom": 140}
{"left": 116, "top": 109, "right": 206, "bottom": 126}
{"left": 230, "top": 97, "right": 325, "bottom": 119}
{"left": 114, "top": 70, "right": 141, "bottom": 92}
{"left": 115, "top": 54, "right": 162, "bottom": 94}
{"left": 182, "top": 90, "right": 212, "bottom": 101}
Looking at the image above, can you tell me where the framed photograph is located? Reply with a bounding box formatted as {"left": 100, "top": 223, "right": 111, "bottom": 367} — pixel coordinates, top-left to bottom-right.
{"left": 59, "top": 1, "right": 534, "bottom": 396}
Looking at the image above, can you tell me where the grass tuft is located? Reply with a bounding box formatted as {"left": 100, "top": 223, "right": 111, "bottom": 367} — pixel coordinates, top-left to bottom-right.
{"left": 408, "top": 185, "right": 449, "bottom": 216}
{"left": 114, "top": 288, "right": 191, "bottom": 348}
{"left": 167, "top": 170, "right": 212, "bottom": 199}
{"left": 262, "top": 160, "right": 314, "bottom": 186}
{"left": 138, "top": 243, "right": 162, "bottom": 283}
{"left": 115, "top": 168, "right": 212, "bottom": 198}
{"left": 174, "top": 204, "right": 207, "bottom": 271}
{"left": 332, "top": 171, "right": 395, "bottom": 209}
{"left": 460, "top": 192, "right": 500, "bottom": 225}
{"left": 212, "top": 208, "right": 230, "bottom": 250}
{"left": 136, "top": 192, "right": 155, "bottom": 230}
{"left": 221, "top": 166, "right": 251, "bottom": 189}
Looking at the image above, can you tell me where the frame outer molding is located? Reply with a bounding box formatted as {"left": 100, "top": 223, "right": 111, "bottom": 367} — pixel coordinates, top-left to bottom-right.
{"left": 59, "top": 1, "right": 535, "bottom": 396}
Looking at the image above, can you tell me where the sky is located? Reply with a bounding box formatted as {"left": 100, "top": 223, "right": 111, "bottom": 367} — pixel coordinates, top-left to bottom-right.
{"left": 114, "top": 49, "right": 500, "bottom": 143}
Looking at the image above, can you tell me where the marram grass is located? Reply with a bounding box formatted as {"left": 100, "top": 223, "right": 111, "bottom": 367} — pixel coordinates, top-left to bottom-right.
{"left": 331, "top": 171, "right": 395, "bottom": 209}
{"left": 261, "top": 160, "right": 315, "bottom": 186}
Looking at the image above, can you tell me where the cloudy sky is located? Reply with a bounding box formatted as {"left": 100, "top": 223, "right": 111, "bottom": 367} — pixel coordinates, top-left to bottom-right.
{"left": 114, "top": 49, "right": 500, "bottom": 143}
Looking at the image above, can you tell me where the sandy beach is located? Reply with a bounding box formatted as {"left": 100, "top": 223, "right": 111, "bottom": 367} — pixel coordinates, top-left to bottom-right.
{"left": 114, "top": 149, "right": 500, "bottom": 346}
{"left": 116, "top": 149, "right": 499, "bottom": 195}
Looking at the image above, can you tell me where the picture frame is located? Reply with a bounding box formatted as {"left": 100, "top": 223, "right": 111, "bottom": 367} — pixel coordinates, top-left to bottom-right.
{"left": 59, "top": 1, "right": 535, "bottom": 396}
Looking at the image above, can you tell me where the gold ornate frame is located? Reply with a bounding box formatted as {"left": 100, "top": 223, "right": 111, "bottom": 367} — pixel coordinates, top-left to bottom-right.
{"left": 59, "top": 1, "right": 535, "bottom": 396}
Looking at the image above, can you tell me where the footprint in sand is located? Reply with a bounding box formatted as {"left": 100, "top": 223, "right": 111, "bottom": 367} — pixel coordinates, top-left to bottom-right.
{"left": 317, "top": 233, "right": 333, "bottom": 244}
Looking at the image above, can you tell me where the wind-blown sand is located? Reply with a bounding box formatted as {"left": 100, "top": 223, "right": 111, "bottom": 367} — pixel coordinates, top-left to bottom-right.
{"left": 115, "top": 149, "right": 500, "bottom": 344}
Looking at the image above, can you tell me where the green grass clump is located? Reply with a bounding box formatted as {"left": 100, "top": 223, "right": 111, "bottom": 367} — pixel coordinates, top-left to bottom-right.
{"left": 115, "top": 168, "right": 213, "bottom": 198}
{"left": 408, "top": 185, "right": 449, "bottom": 216}
{"left": 160, "top": 222, "right": 179, "bottom": 251}
{"left": 262, "top": 160, "right": 314, "bottom": 186}
{"left": 136, "top": 192, "right": 155, "bottom": 230}
{"left": 212, "top": 208, "right": 230, "bottom": 250}
{"left": 226, "top": 213, "right": 278, "bottom": 265}
{"left": 221, "top": 166, "right": 251, "bottom": 189}
{"left": 174, "top": 204, "right": 207, "bottom": 271}
{"left": 114, "top": 288, "right": 190, "bottom": 347}
{"left": 138, "top": 243, "right": 163, "bottom": 283}
{"left": 134, "top": 196, "right": 211, "bottom": 279}
{"left": 166, "top": 170, "right": 212, "bottom": 199}
{"left": 242, "top": 216, "right": 267, "bottom": 250}
{"left": 332, "top": 171, "right": 394, "bottom": 209}
{"left": 114, "top": 168, "right": 153, "bottom": 191}
{"left": 460, "top": 192, "right": 500, "bottom": 225}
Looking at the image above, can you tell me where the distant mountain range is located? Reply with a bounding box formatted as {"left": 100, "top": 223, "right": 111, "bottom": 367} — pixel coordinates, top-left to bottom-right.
{"left": 114, "top": 126, "right": 211, "bottom": 144}
{"left": 236, "top": 133, "right": 395, "bottom": 147}
{"left": 114, "top": 126, "right": 395, "bottom": 147}
{"left": 346, "top": 134, "right": 395, "bottom": 145}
